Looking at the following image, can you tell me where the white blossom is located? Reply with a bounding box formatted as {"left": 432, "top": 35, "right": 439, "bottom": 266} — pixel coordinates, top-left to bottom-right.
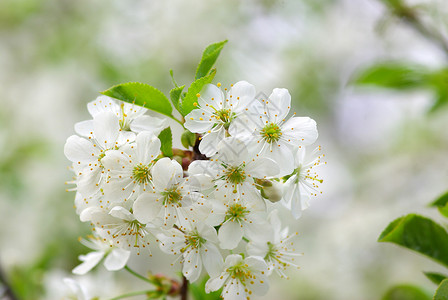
{"left": 247, "top": 210, "right": 302, "bottom": 278}
{"left": 184, "top": 81, "right": 256, "bottom": 157}
{"left": 188, "top": 137, "right": 279, "bottom": 203}
{"left": 72, "top": 235, "right": 131, "bottom": 275}
{"left": 235, "top": 88, "right": 318, "bottom": 176}
{"left": 207, "top": 193, "right": 271, "bottom": 250}
{"left": 133, "top": 157, "right": 209, "bottom": 230}
{"left": 75, "top": 95, "right": 167, "bottom": 134}
{"left": 205, "top": 254, "right": 269, "bottom": 300}
{"left": 101, "top": 131, "right": 161, "bottom": 204}
{"left": 282, "top": 146, "right": 325, "bottom": 219}
{"left": 64, "top": 111, "right": 135, "bottom": 197}
{"left": 157, "top": 223, "right": 223, "bottom": 283}
{"left": 83, "top": 206, "right": 153, "bottom": 254}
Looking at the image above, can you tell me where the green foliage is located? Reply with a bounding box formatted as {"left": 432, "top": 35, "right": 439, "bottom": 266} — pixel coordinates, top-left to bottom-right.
{"left": 170, "top": 85, "right": 185, "bottom": 115}
{"left": 189, "top": 277, "right": 221, "bottom": 300}
{"left": 354, "top": 62, "right": 448, "bottom": 112}
{"left": 354, "top": 62, "right": 427, "bottom": 90}
{"left": 158, "top": 127, "right": 173, "bottom": 157}
{"left": 181, "top": 69, "right": 216, "bottom": 116}
{"left": 382, "top": 284, "right": 432, "bottom": 300}
{"left": 430, "top": 191, "right": 448, "bottom": 217}
{"left": 434, "top": 279, "right": 448, "bottom": 300}
{"left": 378, "top": 214, "right": 448, "bottom": 267}
{"left": 101, "top": 82, "right": 173, "bottom": 118}
{"left": 195, "top": 40, "right": 227, "bottom": 80}
{"left": 425, "top": 272, "right": 448, "bottom": 286}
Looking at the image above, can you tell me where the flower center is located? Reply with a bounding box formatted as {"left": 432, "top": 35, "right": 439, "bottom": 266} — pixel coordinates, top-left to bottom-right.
{"left": 184, "top": 231, "right": 205, "bottom": 250}
{"left": 213, "top": 108, "right": 234, "bottom": 129}
{"left": 227, "top": 263, "right": 251, "bottom": 280}
{"left": 260, "top": 122, "right": 282, "bottom": 144}
{"left": 161, "top": 188, "right": 182, "bottom": 205}
{"left": 133, "top": 164, "right": 151, "bottom": 185}
{"left": 225, "top": 165, "right": 246, "bottom": 184}
{"left": 225, "top": 203, "right": 249, "bottom": 222}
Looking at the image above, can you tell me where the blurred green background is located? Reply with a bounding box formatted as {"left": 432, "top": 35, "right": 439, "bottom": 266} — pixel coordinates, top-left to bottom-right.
{"left": 1, "top": 0, "right": 448, "bottom": 299}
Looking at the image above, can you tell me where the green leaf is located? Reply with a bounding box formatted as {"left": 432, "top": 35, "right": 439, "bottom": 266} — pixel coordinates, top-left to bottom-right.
{"left": 170, "top": 85, "right": 185, "bottom": 114}
{"left": 181, "top": 69, "right": 216, "bottom": 116}
{"left": 430, "top": 191, "right": 448, "bottom": 218}
{"left": 101, "top": 82, "right": 173, "bottom": 117}
{"left": 195, "top": 40, "right": 227, "bottom": 80}
{"left": 425, "top": 272, "right": 448, "bottom": 285}
{"left": 158, "top": 127, "right": 173, "bottom": 157}
{"left": 434, "top": 279, "right": 448, "bottom": 300}
{"left": 382, "top": 284, "right": 432, "bottom": 300}
{"left": 189, "top": 277, "right": 221, "bottom": 300}
{"left": 354, "top": 62, "right": 427, "bottom": 90}
{"left": 378, "top": 214, "right": 448, "bottom": 267}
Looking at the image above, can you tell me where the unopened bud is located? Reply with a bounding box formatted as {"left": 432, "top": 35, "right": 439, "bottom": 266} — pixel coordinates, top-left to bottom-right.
{"left": 261, "top": 180, "right": 283, "bottom": 203}
{"left": 181, "top": 130, "right": 197, "bottom": 148}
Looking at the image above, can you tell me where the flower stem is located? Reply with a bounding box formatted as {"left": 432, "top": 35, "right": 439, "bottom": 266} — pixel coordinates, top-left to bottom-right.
{"left": 109, "top": 289, "right": 158, "bottom": 300}
{"left": 180, "top": 275, "right": 189, "bottom": 300}
{"left": 124, "top": 266, "right": 154, "bottom": 285}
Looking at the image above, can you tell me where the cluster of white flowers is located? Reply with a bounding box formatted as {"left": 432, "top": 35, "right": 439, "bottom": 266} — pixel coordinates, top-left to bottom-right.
{"left": 64, "top": 81, "right": 325, "bottom": 300}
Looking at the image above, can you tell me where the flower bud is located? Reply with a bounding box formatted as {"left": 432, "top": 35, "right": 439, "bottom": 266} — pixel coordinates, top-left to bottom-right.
{"left": 260, "top": 180, "right": 283, "bottom": 203}
{"left": 181, "top": 130, "right": 197, "bottom": 148}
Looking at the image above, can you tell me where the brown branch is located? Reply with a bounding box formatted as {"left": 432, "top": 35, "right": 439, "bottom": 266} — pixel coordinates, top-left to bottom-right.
{"left": 180, "top": 275, "right": 188, "bottom": 300}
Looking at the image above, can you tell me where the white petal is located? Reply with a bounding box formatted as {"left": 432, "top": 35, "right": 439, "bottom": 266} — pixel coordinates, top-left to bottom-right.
{"left": 64, "top": 135, "right": 99, "bottom": 164}
{"left": 215, "top": 137, "right": 248, "bottom": 166}
{"left": 101, "top": 150, "right": 128, "bottom": 171}
{"left": 63, "top": 278, "right": 88, "bottom": 300}
{"left": 93, "top": 112, "right": 120, "bottom": 149}
{"left": 133, "top": 192, "right": 162, "bottom": 224}
{"left": 198, "top": 127, "right": 226, "bottom": 157}
{"left": 130, "top": 115, "right": 167, "bottom": 135}
{"left": 72, "top": 251, "right": 105, "bottom": 275}
{"left": 227, "top": 81, "right": 256, "bottom": 111}
{"left": 245, "top": 157, "right": 279, "bottom": 178}
{"left": 77, "top": 166, "right": 102, "bottom": 197}
{"left": 205, "top": 272, "right": 229, "bottom": 293}
{"left": 218, "top": 221, "right": 243, "bottom": 249}
{"left": 267, "top": 88, "right": 291, "bottom": 122}
{"left": 184, "top": 109, "right": 214, "bottom": 133}
{"left": 74, "top": 120, "right": 94, "bottom": 138}
{"left": 135, "top": 132, "right": 161, "bottom": 165}
{"left": 152, "top": 157, "right": 183, "bottom": 190}
{"left": 261, "top": 141, "right": 294, "bottom": 176}
{"left": 198, "top": 84, "right": 225, "bottom": 108}
{"left": 282, "top": 117, "right": 318, "bottom": 146}
{"left": 244, "top": 218, "right": 273, "bottom": 243}
{"left": 104, "top": 248, "right": 131, "bottom": 271}
{"left": 87, "top": 96, "right": 117, "bottom": 117}
{"left": 247, "top": 273, "right": 269, "bottom": 296}
{"left": 109, "top": 206, "right": 134, "bottom": 221}
{"left": 188, "top": 160, "right": 220, "bottom": 179}
{"left": 201, "top": 243, "right": 223, "bottom": 278}
{"left": 223, "top": 279, "right": 246, "bottom": 300}
{"left": 183, "top": 249, "right": 202, "bottom": 283}
{"left": 245, "top": 256, "right": 268, "bottom": 273}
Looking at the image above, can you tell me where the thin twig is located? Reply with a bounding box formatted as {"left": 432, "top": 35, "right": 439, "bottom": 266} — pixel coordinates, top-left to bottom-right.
{"left": 385, "top": 0, "right": 448, "bottom": 57}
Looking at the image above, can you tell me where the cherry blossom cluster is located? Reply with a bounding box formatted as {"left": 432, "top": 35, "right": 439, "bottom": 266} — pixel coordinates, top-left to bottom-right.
{"left": 64, "top": 81, "right": 325, "bottom": 300}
